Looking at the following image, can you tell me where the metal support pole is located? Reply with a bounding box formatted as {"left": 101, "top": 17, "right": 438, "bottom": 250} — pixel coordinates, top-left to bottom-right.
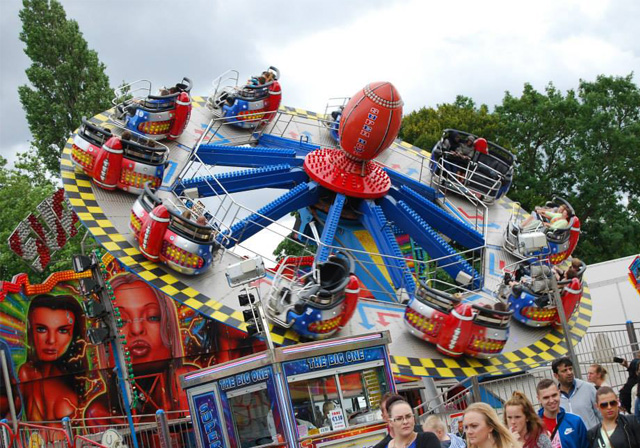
{"left": 61, "top": 417, "right": 74, "bottom": 445}
{"left": 252, "top": 285, "right": 275, "bottom": 351}
{"left": 626, "top": 321, "right": 639, "bottom": 355}
{"left": 470, "top": 376, "right": 482, "bottom": 404}
{"left": 1, "top": 419, "right": 12, "bottom": 448}
{"left": 155, "top": 410, "right": 172, "bottom": 448}
{"left": 0, "top": 351, "right": 17, "bottom": 432}
{"left": 416, "top": 377, "right": 441, "bottom": 421}
{"left": 88, "top": 252, "right": 140, "bottom": 448}
{"left": 553, "top": 285, "right": 582, "bottom": 378}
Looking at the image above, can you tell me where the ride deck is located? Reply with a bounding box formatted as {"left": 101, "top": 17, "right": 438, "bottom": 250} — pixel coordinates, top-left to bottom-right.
{"left": 61, "top": 98, "right": 591, "bottom": 378}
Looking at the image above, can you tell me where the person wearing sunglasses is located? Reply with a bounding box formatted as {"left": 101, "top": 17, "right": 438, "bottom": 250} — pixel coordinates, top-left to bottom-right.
{"left": 385, "top": 400, "right": 440, "bottom": 448}
{"left": 587, "top": 386, "right": 640, "bottom": 448}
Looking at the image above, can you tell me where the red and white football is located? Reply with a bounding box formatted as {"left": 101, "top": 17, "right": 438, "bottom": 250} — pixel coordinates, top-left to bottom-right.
{"left": 339, "top": 82, "right": 403, "bottom": 161}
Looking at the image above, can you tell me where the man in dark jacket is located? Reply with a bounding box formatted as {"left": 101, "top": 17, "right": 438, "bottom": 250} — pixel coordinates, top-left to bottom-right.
{"left": 587, "top": 386, "right": 640, "bottom": 448}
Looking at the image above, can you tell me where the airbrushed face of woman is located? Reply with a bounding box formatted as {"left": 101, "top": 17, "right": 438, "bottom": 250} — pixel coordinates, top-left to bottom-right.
{"left": 31, "top": 308, "right": 75, "bottom": 362}
{"left": 116, "top": 282, "right": 171, "bottom": 364}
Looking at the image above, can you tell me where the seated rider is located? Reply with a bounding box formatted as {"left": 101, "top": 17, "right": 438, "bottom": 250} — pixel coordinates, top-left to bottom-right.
{"left": 262, "top": 71, "right": 275, "bottom": 84}
{"left": 501, "top": 263, "right": 557, "bottom": 299}
{"left": 519, "top": 204, "right": 571, "bottom": 232}
{"left": 441, "top": 132, "right": 474, "bottom": 182}
{"left": 553, "top": 258, "right": 582, "bottom": 281}
{"left": 450, "top": 135, "right": 475, "bottom": 182}
{"left": 442, "top": 130, "right": 462, "bottom": 152}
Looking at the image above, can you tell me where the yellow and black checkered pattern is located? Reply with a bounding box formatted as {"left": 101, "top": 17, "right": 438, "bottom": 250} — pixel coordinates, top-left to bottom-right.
{"left": 278, "top": 105, "right": 326, "bottom": 121}
{"left": 61, "top": 114, "right": 261, "bottom": 338}
{"left": 62, "top": 111, "right": 592, "bottom": 379}
{"left": 391, "top": 139, "right": 431, "bottom": 159}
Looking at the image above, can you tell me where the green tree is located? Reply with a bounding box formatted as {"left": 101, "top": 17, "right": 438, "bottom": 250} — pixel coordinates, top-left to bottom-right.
{"left": 399, "top": 96, "right": 501, "bottom": 150}
{"left": 18, "top": 0, "right": 114, "bottom": 175}
{"left": 494, "top": 83, "right": 581, "bottom": 209}
{"left": 0, "top": 151, "right": 94, "bottom": 282}
{"left": 496, "top": 75, "right": 640, "bottom": 263}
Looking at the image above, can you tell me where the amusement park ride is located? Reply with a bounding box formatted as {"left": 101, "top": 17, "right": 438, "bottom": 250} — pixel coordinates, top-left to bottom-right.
{"left": 61, "top": 68, "right": 591, "bottom": 365}
{"left": 2, "top": 68, "right": 594, "bottom": 448}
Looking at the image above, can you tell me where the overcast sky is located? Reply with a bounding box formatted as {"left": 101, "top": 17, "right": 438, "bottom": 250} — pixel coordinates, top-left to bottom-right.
{"left": 1, "top": 0, "right": 639, "bottom": 167}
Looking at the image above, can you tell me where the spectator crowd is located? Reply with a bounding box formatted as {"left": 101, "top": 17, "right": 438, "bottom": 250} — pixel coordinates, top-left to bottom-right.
{"left": 372, "top": 356, "right": 640, "bottom": 448}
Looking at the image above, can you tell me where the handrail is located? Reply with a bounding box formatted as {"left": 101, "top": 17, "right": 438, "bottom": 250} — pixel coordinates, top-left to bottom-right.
{"left": 0, "top": 420, "right": 15, "bottom": 448}
{"left": 16, "top": 421, "right": 73, "bottom": 448}
{"left": 74, "top": 435, "right": 109, "bottom": 448}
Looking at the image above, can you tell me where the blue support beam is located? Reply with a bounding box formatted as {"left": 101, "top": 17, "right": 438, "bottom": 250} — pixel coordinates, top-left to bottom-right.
{"left": 197, "top": 144, "right": 304, "bottom": 168}
{"left": 316, "top": 193, "right": 346, "bottom": 263}
{"left": 389, "top": 185, "right": 485, "bottom": 249}
{"left": 384, "top": 168, "right": 441, "bottom": 203}
{"left": 176, "top": 165, "right": 308, "bottom": 197}
{"left": 257, "top": 133, "right": 320, "bottom": 157}
{"left": 379, "top": 196, "right": 482, "bottom": 289}
{"left": 359, "top": 200, "right": 417, "bottom": 295}
{"left": 217, "top": 182, "right": 319, "bottom": 248}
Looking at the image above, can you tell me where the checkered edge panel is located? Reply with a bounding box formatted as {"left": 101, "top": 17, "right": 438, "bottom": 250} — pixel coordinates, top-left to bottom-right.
{"left": 61, "top": 113, "right": 302, "bottom": 347}
{"left": 279, "top": 105, "right": 325, "bottom": 121}
{"left": 390, "top": 138, "right": 431, "bottom": 158}
{"left": 62, "top": 113, "right": 592, "bottom": 379}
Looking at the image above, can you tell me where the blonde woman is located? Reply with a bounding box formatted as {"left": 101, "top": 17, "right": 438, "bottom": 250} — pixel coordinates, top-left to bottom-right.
{"left": 463, "top": 402, "right": 520, "bottom": 448}
{"left": 587, "top": 364, "right": 609, "bottom": 390}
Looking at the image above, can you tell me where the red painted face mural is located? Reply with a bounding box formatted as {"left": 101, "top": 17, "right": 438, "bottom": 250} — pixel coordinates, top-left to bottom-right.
{"left": 0, "top": 256, "right": 260, "bottom": 426}
{"left": 31, "top": 308, "right": 75, "bottom": 362}
{"left": 115, "top": 280, "right": 172, "bottom": 365}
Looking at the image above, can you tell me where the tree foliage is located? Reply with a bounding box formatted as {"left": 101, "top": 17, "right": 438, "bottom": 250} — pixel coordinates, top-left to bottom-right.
{"left": 400, "top": 75, "right": 640, "bottom": 264}
{"left": 18, "top": 0, "right": 114, "bottom": 175}
{"left": 0, "top": 152, "right": 94, "bottom": 283}
{"left": 496, "top": 75, "right": 640, "bottom": 263}
{"left": 399, "top": 96, "right": 501, "bottom": 150}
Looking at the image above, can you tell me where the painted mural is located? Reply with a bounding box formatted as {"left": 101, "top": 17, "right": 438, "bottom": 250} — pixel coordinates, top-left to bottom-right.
{"left": 0, "top": 256, "right": 261, "bottom": 427}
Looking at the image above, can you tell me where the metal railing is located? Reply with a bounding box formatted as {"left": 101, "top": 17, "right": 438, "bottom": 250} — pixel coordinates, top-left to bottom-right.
{"left": 4, "top": 410, "right": 195, "bottom": 448}
{"left": 172, "top": 142, "right": 485, "bottom": 300}
{"left": 415, "top": 321, "right": 640, "bottom": 422}
{"left": 14, "top": 421, "right": 73, "bottom": 448}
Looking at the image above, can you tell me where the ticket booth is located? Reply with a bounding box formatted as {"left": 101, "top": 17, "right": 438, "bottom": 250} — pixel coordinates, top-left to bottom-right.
{"left": 181, "top": 332, "right": 393, "bottom": 448}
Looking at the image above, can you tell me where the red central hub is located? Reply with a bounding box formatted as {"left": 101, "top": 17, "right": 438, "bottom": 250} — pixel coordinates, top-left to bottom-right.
{"left": 304, "top": 148, "right": 390, "bottom": 199}
{"left": 303, "top": 81, "right": 403, "bottom": 199}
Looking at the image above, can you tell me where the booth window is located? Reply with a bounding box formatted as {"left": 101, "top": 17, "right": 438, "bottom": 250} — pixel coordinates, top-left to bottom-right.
{"left": 287, "top": 362, "right": 388, "bottom": 437}
{"left": 228, "top": 386, "right": 278, "bottom": 448}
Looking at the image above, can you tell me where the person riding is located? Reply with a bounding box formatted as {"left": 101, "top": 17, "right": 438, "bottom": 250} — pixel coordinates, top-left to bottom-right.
{"left": 520, "top": 204, "right": 571, "bottom": 233}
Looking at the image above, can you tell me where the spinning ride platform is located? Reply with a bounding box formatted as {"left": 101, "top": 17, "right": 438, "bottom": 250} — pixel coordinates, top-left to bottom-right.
{"left": 61, "top": 96, "right": 592, "bottom": 378}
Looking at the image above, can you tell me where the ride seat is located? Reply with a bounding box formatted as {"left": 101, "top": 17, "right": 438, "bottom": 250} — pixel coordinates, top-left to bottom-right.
{"left": 471, "top": 304, "right": 512, "bottom": 329}
{"left": 317, "top": 259, "right": 350, "bottom": 293}
{"left": 138, "top": 98, "right": 177, "bottom": 113}
{"left": 414, "top": 282, "right": 461, "bottom": 313}
{"left": 238, "top": 86, "right": 269, "bottom": 101}
{"left": 546, "top": 216, "right": 577, "bottom": 244}
{"left": 474, "top": 152, "right": 510, "bottom": 175}
{"left": 299, "top": 257, "right": 351, "bottom": 308}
